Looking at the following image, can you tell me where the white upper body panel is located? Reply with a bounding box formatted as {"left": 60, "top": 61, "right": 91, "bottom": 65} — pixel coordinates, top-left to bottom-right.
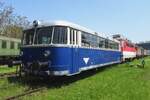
{"left": 25, "top": 20, "right": 95, "bottom": 34}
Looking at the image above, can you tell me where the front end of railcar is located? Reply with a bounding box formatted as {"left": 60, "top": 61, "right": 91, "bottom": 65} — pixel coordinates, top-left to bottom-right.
{"left": 20, "top": 20, "right": 71, "bottom": 76}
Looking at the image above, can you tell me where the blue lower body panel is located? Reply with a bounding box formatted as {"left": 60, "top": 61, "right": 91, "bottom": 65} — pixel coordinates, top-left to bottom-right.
{"left": 21, "top": 46, "right": 121, "bottom": 76}
{"left": 78, "top": 48, "right": 121, "bottom": 72}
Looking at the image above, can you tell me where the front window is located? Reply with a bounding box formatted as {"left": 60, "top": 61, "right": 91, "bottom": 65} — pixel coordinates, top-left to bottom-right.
{"left": 34, "top": 27, "right": 53, "bottom": 44}
{"left": 52, "top": 26, "right": 67, "bottom": 44}
{"left": 22, "top": 26, "right": 67, "bottom": 45}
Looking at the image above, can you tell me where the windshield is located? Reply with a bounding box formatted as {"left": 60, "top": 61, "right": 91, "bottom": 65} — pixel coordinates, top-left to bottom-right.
{"left": 52, "top": 26, "right": 67, "bottom": 44}
{"left": 22, "top": 26, "right": 67, "bottom": 45}
{"left": 34, "top": 27, "right": 53, "bottom": 44}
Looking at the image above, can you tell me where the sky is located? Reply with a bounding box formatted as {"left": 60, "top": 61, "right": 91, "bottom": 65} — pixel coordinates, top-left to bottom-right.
{"left": 3, "top": 0, "right": 150, "bottom": 43}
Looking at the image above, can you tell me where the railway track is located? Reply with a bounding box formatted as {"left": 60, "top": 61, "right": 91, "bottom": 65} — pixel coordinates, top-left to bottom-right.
{"left": 4, "top": 87, "right": 46, "bottom": 100}
{"left": 0, "top": 72, "right": 16, "bottom": 79}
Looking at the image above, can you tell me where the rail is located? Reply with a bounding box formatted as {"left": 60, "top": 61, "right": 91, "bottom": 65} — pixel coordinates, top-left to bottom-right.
{"left": 4, "top": 87, "right": 46, "bottom": 100}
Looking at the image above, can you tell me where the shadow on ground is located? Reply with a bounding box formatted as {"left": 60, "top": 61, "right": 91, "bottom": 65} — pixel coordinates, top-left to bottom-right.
{"left": 7, "top": 64, "right": 118, "bottom": 90}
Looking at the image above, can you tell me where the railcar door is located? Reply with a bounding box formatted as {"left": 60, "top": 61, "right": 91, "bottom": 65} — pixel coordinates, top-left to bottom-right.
{"left": 70, "top": 29, "right": 79, "bottom": 74}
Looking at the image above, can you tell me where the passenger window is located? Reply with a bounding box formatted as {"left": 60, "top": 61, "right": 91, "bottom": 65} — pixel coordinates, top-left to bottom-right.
{"left": 99, "top": 37, "right": 105, "bottom": 48}
{"left": 108, "top": 40, "right": 119, "bottom": 50}
{"left": 2, "top": 40, "right": 7, "bottom": 49}
{"left": 115, "top": 43, "right": 119, "bottom": 50}
{"left": 10, "top": 42, "right": 14, "bottom": 49}
{"left": 105, "top": 39, "right": 109, "bottom": 48}
{"left": 90, "top": 35, "right": 98, "bottom": 48}
{"left": 17, "top": 43, "right": 21, "bottom": 49}
{"left": 23, "top": 29, "right": 34, "bottom": 45}
{"left": 70, "top": 28, "right": 78, "bottom": 45}
{"left": 72, "top": 30, "right": 75, "bottom": 44}
{"left": 81, "top": 32, "right": 90, "bottom": 47}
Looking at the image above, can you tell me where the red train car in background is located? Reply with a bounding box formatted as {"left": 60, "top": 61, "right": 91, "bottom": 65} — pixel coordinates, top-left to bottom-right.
{"left": 113, "top": 34, "right": 137, "bottom": 61}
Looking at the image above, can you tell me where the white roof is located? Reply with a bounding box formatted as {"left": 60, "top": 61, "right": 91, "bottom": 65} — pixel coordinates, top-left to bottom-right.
{"left": 25, "top": 20, "right": 119, "bottom": 43}
{"left": 0, "top": 36, "right": 21, "bottom": 42}
{"left": 26, "top": 20, "right": 95, "bottom": 34}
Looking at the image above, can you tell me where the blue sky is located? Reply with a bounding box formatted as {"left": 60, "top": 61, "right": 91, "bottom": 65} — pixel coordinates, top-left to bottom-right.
{"left": 4, "top": 0, "right": 150, "bottom": 42}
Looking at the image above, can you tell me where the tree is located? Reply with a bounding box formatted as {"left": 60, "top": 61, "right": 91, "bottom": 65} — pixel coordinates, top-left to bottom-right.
{"left": 0, "top": 1, "right": 30, "bottom": 38}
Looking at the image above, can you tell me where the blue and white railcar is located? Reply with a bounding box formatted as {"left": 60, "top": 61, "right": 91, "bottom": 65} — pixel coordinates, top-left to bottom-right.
{"left": 20, "top": 20, "right": 122, "bottom": 76}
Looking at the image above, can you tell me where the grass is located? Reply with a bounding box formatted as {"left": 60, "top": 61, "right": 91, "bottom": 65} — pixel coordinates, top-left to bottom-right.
{"left": 0, "top": 66, "right": 16, "bottom": 73}
{"left": 0, "top": 57, "right": 150, "bottom": 100}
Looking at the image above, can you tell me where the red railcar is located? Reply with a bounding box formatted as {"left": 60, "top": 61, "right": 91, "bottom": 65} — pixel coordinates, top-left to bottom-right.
{"left": 113, "top": 34, "right": 137, "bottom": 61}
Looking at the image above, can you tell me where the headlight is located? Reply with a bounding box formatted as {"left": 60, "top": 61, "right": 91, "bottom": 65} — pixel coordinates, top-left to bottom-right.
{"left": 44, "top": 50, "right": 51, "bottom": 57}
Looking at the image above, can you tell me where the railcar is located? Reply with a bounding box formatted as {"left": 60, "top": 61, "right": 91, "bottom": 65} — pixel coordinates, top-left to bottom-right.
{"left": 0, "top": 36, "right": 21, "bottom": 65}
{"left": 135, "top": 46, "right": 145, "bottom": 58}
{"left": 113, "top": 34, "right": 137, "bottom": 61}
{"left": 144, "top": 49, "right": 149, "bottom": 56}
{"left": 20, "top": 20, "right": 122, "bottom": 76}
{"left": 147, "top": 50, "right": 150, "bottom": 55}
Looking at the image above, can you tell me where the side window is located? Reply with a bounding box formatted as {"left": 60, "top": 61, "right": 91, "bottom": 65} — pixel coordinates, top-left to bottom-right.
{"left": 108, "top": 40, "right": 113, "bottom": 49}
{"left": 17, "top": 43, "right": 21, "bottom": 49}
{"left": 90, "top": 35, "right": 98, "bottom": 48}
{"left": 114, "top": 43, "right": 119, "bottom": 50}
{"left": 53, "top": 26, "right": 67, "bottom": 44}
{"left": 81, "top": 32, "right": 90, "bottom": 47}
{"left": 2, "top": 40, "right": 7, "bottom": 49}
{"left": 10, "top": 42, "right": 14, "bottom": 49}
{"left": 81, "top": 32, "right": 99, "bottom": 48}
{"left": 70, "top": 28, "right": 78, "bottom": 44}
{"left": 98, "top": 37, "right": 105, "bottom": 48}
{"left": 23, "top": 29, "right": 34, "bottom": 45}
{"left": 72, "top": 29, "right": 75, "bottom": 44}
{"left": 105, "top": 39, "right": 109, "bottom": 48}
{"left": 111, "top": 41, "right": 119, "bottom": 50}
{"left": 70, "top": 28, "right": 78, "bottom": 45}
{"left": 107, "top": 40, "right": 119, "bottom": 50}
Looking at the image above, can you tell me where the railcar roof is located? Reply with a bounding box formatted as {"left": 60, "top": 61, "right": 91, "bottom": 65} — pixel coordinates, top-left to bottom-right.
{"left": 25, "top": 20, "right": 95, "bottom": 34}
{"left": 25, "top": 20, "right": 118, "bottom": 43}
{"left": 0, "top": 36, "right": 21, "bottom": 42}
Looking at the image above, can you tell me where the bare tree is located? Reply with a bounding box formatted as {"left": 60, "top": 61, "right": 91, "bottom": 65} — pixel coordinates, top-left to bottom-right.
{"left": 0, "top": 1, "right": 30, "bottom": 38}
